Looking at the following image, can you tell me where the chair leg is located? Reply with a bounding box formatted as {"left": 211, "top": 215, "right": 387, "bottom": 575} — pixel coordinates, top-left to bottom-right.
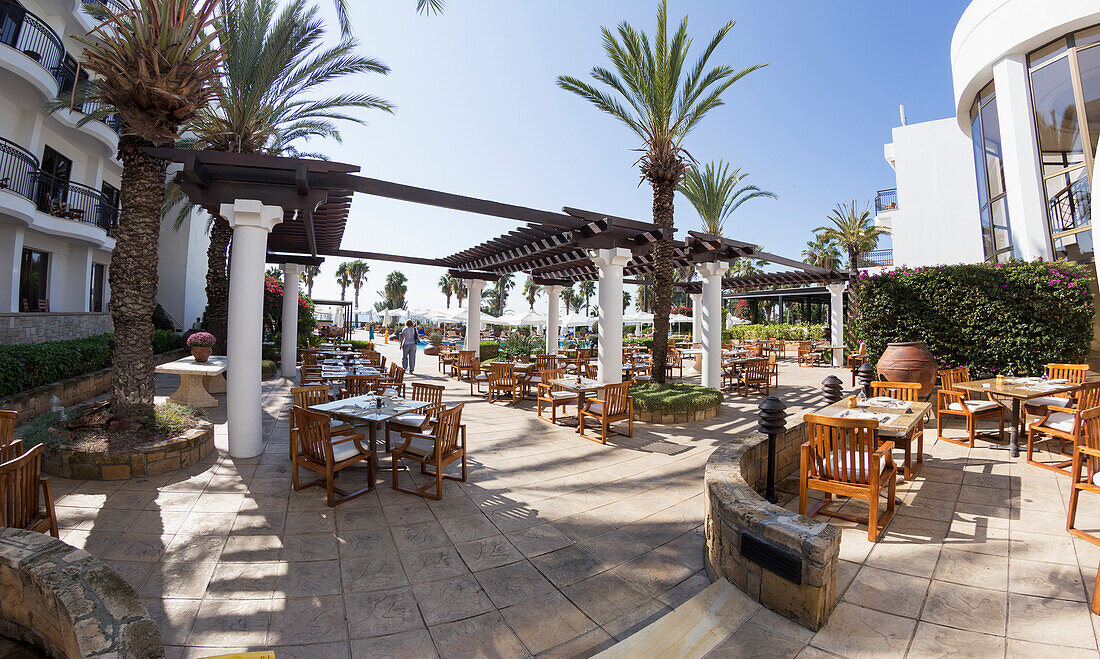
{"left": 292, "top": 458, "right": 300, "bottom": 490}
{"left": 1068, "top": 483, "right": 1081, "bottom": 533}
{"left": 326, "top": 469, "right": 336, "bottom": 507}
{"left": 392, "top": 453, "right": 400, "bottom": 491}
{"left": 868, "top": 482, "right": 880, "bottom": 542}
{"left": 627, "top": 412, "right": 634, "bottom": 438}
{"left": 1093, "top": 566, "right": 1100, "bottom": 616}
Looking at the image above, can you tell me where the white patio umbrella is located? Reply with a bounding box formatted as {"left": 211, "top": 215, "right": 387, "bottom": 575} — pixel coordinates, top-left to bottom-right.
{"left": 669, "top": 313, "right": 693, "bottom": 324}
{"left": 560, "top": 312, "right": 594, "bottom": 327}
{"left": 508, "top": 309, "right": 548, "bottom": 326}
{"left": 623, "top": 311, "right": 654, "bottom": 324}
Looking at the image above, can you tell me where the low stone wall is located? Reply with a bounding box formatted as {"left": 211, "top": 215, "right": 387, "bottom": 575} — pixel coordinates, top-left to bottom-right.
{"left": 635, "top": 402, "right": 722, "bottom": 424}
{"left": 704, "top": 422, "right": 841, "bottom": 630}
{"left": 0, "top": 350, "right": 187, "bottom": 424}
{"left": 43, "top": 423, "right": 214, "bottom": 481}
{"left": 0, "top": 312, "right": 112, "bottom": 345}
{"left": 0, "top": 528, "right": 163, "bottom": 658}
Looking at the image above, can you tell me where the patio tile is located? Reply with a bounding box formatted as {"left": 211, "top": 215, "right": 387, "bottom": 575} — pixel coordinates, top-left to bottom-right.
{"left": 1006, "top": 639, "right": 1100, "bottom": 658}
{"left": 341, "top": 550, "right": 409, "bottom": 593}
{"left": 266, "top": 642, "right": 349, "bottom": 659}
{"left": 391, "top": 519, "right": 452, "bottom": 552}
{"left": 142, "top": 597, "right": 201, "bottom": 646}
{"left": 437, "top": 511, "right": 501, "bottom": 542}
{"left": 345, "top": 586, "right": 424, "bottom": 639}
{"left": 475, "top": 560, "right": 556, "bottom": 608}
{"left": 411, "top": 574, "right": 495, "bottom": 626}
{"left": 536, "top": 627, "right": 615, "bottom": 657}
{"left": 283, "top": 532, "right": 339, "bottom": 562}
{"left": 268, "top": 595, "right": 347, "bottom": 645}
{"left": 1008, "top": 557, "right": 1087, "bottom": 601}
{"left": 221, "top": 534, "right": 283, "bottom": 562}
{"left": 140, "top": 561, "right": 217, "bottom": 598}
{"left": 188, "top": 598, "right": 273, "bottom": 646}
{"left": 399, "top": 545, "right": 470, "bottom": 583}
{"left": 276, "top": 560, "right": 343, "bottom": 598}
{"left": 206, "top": 561, "right": 284, "bottom": 600}
{"left": 349, "top": 629, "right": 438, "bottom": 658}
{"left": 809, "top": 602, "right": 916, "bottom": 659}
{"left": 455, "top": 534, "right": 524, "bottom": 571}
{"left": 562, "top": 570, "right": 652, "bottom": 625}
{"left": 428, "top": 611, "right": 527, "bottom": 658}
{"left": 706, "top": 621, "right": 805, "bottom": 659}
{"left": 507, "top": 523, "right": 575, "bottom": 557}
{"left": 920, "top": 581, "right": 1007, "bottom": 636}
{"left": 601, "top": 599, "right": 673, "bottom": 641}
{"left": 933, "top": 546, "right": 1009, "bottom": 590}
{"left": 841, "top": 565, "right": 928, "bottom": 618}
{"left": 500, "top": 590, "right": 597, "bottom": 654}
{"left": 1007, "top": 592, "right": 1097, "bottom": 649}
{"left": 532, "top": 544, "right": 609, "bottom": 588}
{"left": 907, "top": 621, "right": 1006, "bottom": 658}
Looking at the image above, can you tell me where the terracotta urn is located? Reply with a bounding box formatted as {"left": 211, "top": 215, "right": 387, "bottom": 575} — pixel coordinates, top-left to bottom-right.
{"left": 191, "top": 346, "right": 213, "bottom": 363}
{"left": 875, "top": 341, "right": 937, "bottom": 397}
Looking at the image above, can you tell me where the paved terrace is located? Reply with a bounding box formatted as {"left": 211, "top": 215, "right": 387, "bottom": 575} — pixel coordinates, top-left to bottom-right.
{"left": 27, "top": 342, "right": 1100, "bottom": 658}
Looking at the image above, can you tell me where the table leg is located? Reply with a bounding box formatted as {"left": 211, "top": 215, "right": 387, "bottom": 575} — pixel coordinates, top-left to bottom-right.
{"left": 369, "top": 421, "right": 379, "bottom": 470}
{"left": 691, "top": 356, "right": 702, "bottom": 374}
{"left": 1010, "top": 399, "right": 1021, "bottom": 458}
{"left": 204, "top": 373, "right": 227, "bottom": 394}
{"left": 170, "top": 373, "right": 218, "bottom": 407}
{"left": 576, "top": 392, "right": 585, "bottom": 433}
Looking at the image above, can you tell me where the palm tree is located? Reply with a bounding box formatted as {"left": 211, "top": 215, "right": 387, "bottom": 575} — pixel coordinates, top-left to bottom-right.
{"left": 379, "top": 271, "right": 408, "bottom": 309}
{"left": 439, "top": 274, "right": 456, "bottom": 307}
{"left": 300, "top": 265, "right": 320, "bottom": 297}
{"left": 329, "top": 0, "right": 443, "bottom": 36}
{"left": 522, "top": 278, "right": 542, "bottom": 310}
{"left": 492, "top": 274, "right": 516, "bottom": 316}
{"left": 186, "top": 0, "right": 391, "bottom": 354}
{"left": 71, "top": 0, "right": 222, "bottom": 415}
{"left": 453, "top": 279, "right": 467, "bottom": 308}
{"left": 560, "top": 285, "right": 575, "bottom": 314}
{"left": 558, "top": 0, "right": 764, "bottom": 382}
{"left": 577, "top": 280, "right": 595, "bottom": 316}
{"left": 678, "top": 161, "right": 775, "bottom": 236}
{"left": 622, "top": 289, "right": 632, "bottom": 312}
{"left": 635, "top": 276, "right": 654, "bottom": 312}
{"left": 802, "top": 233, "right": 842, "bottom": 270}
{"left": 335, "top": 262, "right": 351, "bottom": 301}
{"left": 815, "top": 200, "right": 890, "bottom": 279}
{"left": 346, "top": 260, "right": 369, "bottom": 317}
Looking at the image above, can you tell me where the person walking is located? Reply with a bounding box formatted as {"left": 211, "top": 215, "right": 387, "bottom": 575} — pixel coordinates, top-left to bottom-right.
{"left": 399, "top": 320, "right": 418, "bottom": 373}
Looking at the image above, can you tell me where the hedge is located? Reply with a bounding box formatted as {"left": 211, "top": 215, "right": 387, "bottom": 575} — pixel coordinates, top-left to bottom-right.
{"left": 0, "top": 330, "right": 184, "bottom": 397}
{"left": 722, "top": 324, "right": 826, "bottom": 342}
{"left": 480, "top": 341, "right": 499, "bottom": 361}
{"left": 631, "top": 382, "right": 723, "bottom": 413}
{"left": 850, "top": 261, "right": 1094, "bottom": 377}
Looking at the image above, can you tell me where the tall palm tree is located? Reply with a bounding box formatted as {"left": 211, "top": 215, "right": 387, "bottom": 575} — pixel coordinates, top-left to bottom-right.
{"left": 439, "top": 274, "right": 455, "bottom": 307}
{"left": 493, "top": 274, "right": 516, "bottom": 316}
{"left": 560, "top": 285, "right": 574, "bottom": 314}
{"left": 72, "top": 0, "right": 222, "bottom": 415}
{"left": 802, "top": 233, "right": 842, "bottom": 270}
{"left": 346, "top": 260, "right": 369, "bottom": 317}
{"left": 522, "top": 278, "right": 542, "bottom": 310}
{"left": 329, "top": 0, "right": 444, "bottom": 36}
{"left": 300, "top": 264, "right": 320, "bottom": 297}
{"left": 335, "top": 262, "right": 351, "bottom": 301}
{"left": 558, "top": 0, "right": 764, "bottom": 382}
{"left": 622, "top": 289, "right": 632, "bottom": 312}
{"left": 379, "top": 271, "right": 408, "bottom": 309}
{"left": 678, "top": 161, "right": 775, "bottom": 237}
{"left": 453, "top": 279, "right": 467, "bottom": 308}
{"left": 815, "top": 200, "right": 890, "bottom": 279}
{"left": 577, "top": 280, "right": 595, "bottom": 316}
{"left": 635, "top": 276, "right": 654, "bottom": 312}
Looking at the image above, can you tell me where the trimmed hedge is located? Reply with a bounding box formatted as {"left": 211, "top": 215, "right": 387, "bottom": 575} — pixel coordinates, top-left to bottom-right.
{"left": 722, "top": 324, "right": 826, "bottom": 342}
{"left": 480, "top": 341, "right": 499, "bottom": 361}
{"left": 631, "top": 382, "right": 723, "bottom": 413}
{"left": 0, "top": 331, "right": 184, "bottom": 397}
{"left": 850, "top": 261, "right": 1094, "bottom": 377}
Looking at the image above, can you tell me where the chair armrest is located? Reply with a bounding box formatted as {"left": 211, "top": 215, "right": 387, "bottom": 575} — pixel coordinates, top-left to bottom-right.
{"left": 330, "top": 433, "right": 366, "bottom": 445}
{"left": 1047, "top": 404, "right": 1077, "bottom": 415}
{"left": 873, "top": 441, "right": 896, "bottom": 469}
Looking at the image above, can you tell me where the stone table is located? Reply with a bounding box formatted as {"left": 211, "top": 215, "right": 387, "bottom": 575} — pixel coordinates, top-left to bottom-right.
{"left": 154, "top": 355, "right": 227, "bottom": 407}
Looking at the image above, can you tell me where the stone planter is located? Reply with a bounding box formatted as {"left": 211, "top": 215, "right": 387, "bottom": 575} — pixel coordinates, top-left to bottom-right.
{"left": 876, "top": 341, "right": 937, "bottom": 397}
{"left": 190, "top": 346, "right": 213, "bottom": 362}
{"left": 634, "top": 401, "right": 722, "bottom": 424}
{"left": 424, "top": 344, "right": 442, "bottom": 356}
{"left": 43, "top": 422, "right": 214, "bottom": 480}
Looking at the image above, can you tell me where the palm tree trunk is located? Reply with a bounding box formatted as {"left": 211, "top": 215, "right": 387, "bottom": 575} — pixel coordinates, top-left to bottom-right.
{"left": 204, "top": 219, "right": 231, "bottom": 356}
{"left": 651, "top": 180, "right": 675, "bottom": 384}
{"left": 110, "top": 135, "right": 167, "bottom": 416}
{"left": 848, "top": 247, "right": 858, "bottom": 280}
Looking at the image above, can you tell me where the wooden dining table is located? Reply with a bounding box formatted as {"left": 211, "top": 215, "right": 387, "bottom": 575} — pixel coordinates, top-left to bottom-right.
{"left": 814, "top": 397, "right": 933, "bottom": 479}
{"left": 550, "top": 376, "right": 605, "bottom": 432}
{"left": 954, "top": 377, "right": 1081, "bottom": 457}
{"left": 310, "top": 394, "right": 431, "bottom": 469}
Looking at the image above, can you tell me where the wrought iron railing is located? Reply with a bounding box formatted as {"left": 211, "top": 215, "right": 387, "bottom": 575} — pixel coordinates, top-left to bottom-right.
{"left": 0, "top": 136, "right": 40, "bottom": 201}
{"left": 54, "top": 64, "right": 123, "bottom": 136}
{"left": 1047, "top": 177, "right": 1091, "bottom": 236}
{"left": 84, "top": 0, "right": 128, "bottom": 15}
{"left": 0, "top": 1, "right": 64, "bottom": 77}
{"left": 875, "top": 188, "right": 898, "bottom": 213}
{"left": 33, "top": 171, "right": 117, "bottom": 234}
{"left": 858, "top": 249, "right": 893, "bottom": 268}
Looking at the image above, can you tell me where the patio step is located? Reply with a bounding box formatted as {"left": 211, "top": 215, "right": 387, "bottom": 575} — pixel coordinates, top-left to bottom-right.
{"left": 593, "top": 578, "right": 759, "bottom": 659}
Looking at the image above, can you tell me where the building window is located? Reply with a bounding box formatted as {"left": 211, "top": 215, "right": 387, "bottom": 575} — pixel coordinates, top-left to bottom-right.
{"left": 98, "top": 182, "right": 119, "bottom": 230}
{"left": 970, "top": 84, "right": 1014, "bottom": 262}
{"left": 90, "top": 262, "right": 105, "bottom": 312}
{"left": 19, "top": 248, "right": 48, "bottom": 312}
{"left": 35, "top": 145, "right": 72, "bottom": 215}
{"left": 1028, "top": 24, "right": 1100, "bottom": 262}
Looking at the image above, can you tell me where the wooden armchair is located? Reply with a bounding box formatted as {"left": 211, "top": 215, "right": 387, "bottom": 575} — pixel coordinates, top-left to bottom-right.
{"left": 537, "top": 368, "right": 573, "bottom": 423}
{"left": 299, "top": 364, "right": 323, "bottom": 386}
{"left": 360, "top": 349, "right": 381, "bottom": 366}
{"left": 392, "top": 403, "right": 467, "bottom": 500}
{"left": 1067, "top": 406, "right": 1100, "bottom": 544}
{"left": 291, "top": 386, "right": 353, "bottom": 459}
{"left": 291, "top": 405, "right": 373, "bottom": 507}
{"left": 380, "top": 364, "right": 406, "bottom": 397}
{"left": 800, "top": 414, "right": 897, "bottom": 542}
{"left": 721, "top": 360, "right": 738, "bottom": 391}
{"left": 453, "top": 350, "right": 476, "bottom": 380}
{"left": 302, "top": 350, "right": 319, "bottom": 366}
{"left": 797, "top": 341, "right": 819, "bottom": 367}
{"left": 488, "top": 362, "right": 522, "bottom": 404}
{"left": 1027, "top": 381, "right": 1100, "bottom": 475}
{"left": 342, "top": 374, "right": 381, "bottom": 398}
{"left": 1024, "top": 363, "right": 1090, "bottom": 417}
{"left": 777, "top": 340, "right": 786, "bottom": 358}
{"left": 936, "top": 367, "right": 1004, "bottom": 448}
{"left": 767, "top": 353, "right": 779, "bottom": 388}
{"left": 1, "top": 409, "right": 15, "bottom": 446}
{"left": 737, "top": 357, "right": 770, "bottom": 396}
{"left": 870, "top": 380, "right": 920, "bottom": 402}
{"left": 439, "top": 349, "right": 457, "bottom": 373}
{"left": 665, "top": 349, "right": 683, "bottom": 380}
{"left": 385, "top": 383, "right": 446, "bottom": 452}
{"left": 579, "top": 381, "right": 633, "bottom": 444}
{"left": 848, "top": 353, "right": 867, "bottom": 386}
{"left": 870, "top": 381, "right": 923, "bottom": 479}
{"left": 0, "top": 443, "right": 59, "bottom": 538}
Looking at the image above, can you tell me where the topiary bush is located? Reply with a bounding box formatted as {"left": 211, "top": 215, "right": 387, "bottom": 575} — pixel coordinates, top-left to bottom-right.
{"left": 850, "top": 261, "right": 1094, "bottom": 377}
{"left": 152, "top": 330, "right": 185, "bottom": 354}
{"left": 631, "top": 382, "right": 723, "bottom": 413}
{"left": 480, "top": 341, "right": 499, "bottom": 361}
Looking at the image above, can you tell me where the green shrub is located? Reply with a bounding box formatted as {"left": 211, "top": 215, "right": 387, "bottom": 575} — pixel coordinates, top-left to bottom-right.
{"left": 631, "top": 382, "right": 722, "bottom": 413}
{"left": 261, "top": 343, "right": 277, "bottom": 361}
{"left": 349, "top": 340, "right": 375, "bottom": 351}
{"left": 261, "top": 360, "right": 276, "bottom": 379}
{"left": 499, "top": 334, "right": 544, "bottom": 360}
{"left": 21, "top": 412, "right": 62, "bottom": 449}
{"left": 850, "top": 261, "right": 1094, "bottom": 377}
{"left": 722, "top": 323, "right": 826, "bottom": 342}
{"left": 427, "top": 331, "right": 443, "bottom": 345}
{"left": 152, "top": 330, "right": 184, "bottom": 354}
{"left": 480, "top": 341, "right": 499, "bottom": 361}
{"left": 0, "top": 334, "right": 113, "bottom": 397}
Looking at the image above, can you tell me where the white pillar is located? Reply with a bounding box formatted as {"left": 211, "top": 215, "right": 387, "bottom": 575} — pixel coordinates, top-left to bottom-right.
{"left": 280, "top": 263, "right": 302, "bottom": 379}
{"left": 590, "top": 248, "right": 632, "bottom": 384}
{"left": 222, "top": 199, "right": 283, "bottom": 458}
{"left": 696, "top": 262, "right": 730, "bottom": 389}
{"left": 827, "top": 283, "right": 846, "bottom": 367}
{"left": 992, "top": 55, "right": 1052, "bottom": 261}
{"left": 690, "top": 293, "right": 702, "bottom": 345}
{"left": 545, "top": 285, "right": 561, "bottom": 354}
{"left": 464, "top": 279, "right": 484, "bottom": 351}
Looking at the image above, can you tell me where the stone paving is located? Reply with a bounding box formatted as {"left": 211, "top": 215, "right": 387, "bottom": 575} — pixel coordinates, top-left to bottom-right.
{"left": 24, "top": 342, "right": 1100, "bottom": 658}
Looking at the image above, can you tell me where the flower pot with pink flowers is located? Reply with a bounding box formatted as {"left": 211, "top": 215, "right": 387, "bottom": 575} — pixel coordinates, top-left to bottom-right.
{"left": 186, "top": 332, "right": 216, "bottom": 362}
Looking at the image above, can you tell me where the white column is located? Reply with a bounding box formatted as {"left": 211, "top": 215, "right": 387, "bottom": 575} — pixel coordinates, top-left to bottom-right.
{"left": 827, "top": 283, "right": 846, "bottom": 367}
{"left": 545, "top": 285, "right": 561, "bottom": 354}
{"left": 992, "top": 55, "right": 1052, "bottom": 261}
{"left": 696, "top": 262, "right": 731, "bottom": 389}
{"left": 0, "top": 224, "right": 24, "bottom": 312}
{"left": 280, "top": 263, "right": 302, "bottom": 379}
{"left": 464, "top": 279, "right": 484, "bottom": 351}
{"left": 222, "top": 199, "right": 283, "bottom": 458}
{"left": 690, "top": 293, "right": 702, "bottom": 345}
{"left": 590, "top": 248, "right": 632, "bottom": 384}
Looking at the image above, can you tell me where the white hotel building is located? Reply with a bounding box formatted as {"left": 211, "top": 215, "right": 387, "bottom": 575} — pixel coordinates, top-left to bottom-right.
{"left": 0, "top": 0, "right": 207, "bottom": 343}
{"left": 875, "top": 0, "right": 1100, "bottom": 272}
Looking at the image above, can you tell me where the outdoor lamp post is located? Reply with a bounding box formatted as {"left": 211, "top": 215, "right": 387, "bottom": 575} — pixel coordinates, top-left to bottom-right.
{"left": 757, "top": 396, "right": 788, "bottom": 504}
{"left": 821, "top": 375, "right": 843, "bottom": 404}
{"left": 857, "top": 362, "right": 875, "bottom": 397}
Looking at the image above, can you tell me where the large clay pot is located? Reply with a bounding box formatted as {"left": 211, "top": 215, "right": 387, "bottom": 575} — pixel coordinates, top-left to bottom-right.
{"left": 191, "top": 346, "right": 213, "bottom": 363}
{"left": 876, "top": 341, "right": 937, "bottom": 398}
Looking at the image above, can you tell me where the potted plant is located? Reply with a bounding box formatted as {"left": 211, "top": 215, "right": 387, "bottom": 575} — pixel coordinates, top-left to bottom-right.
{"left": 186, "top": 332, "right": 216, "bottom": 362}
{"left": 424, "top": 331, "right": 443, "bottom": 356}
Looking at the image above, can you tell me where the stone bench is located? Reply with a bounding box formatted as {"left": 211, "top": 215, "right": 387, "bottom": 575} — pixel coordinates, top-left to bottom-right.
{"left": 703, "top": 422, "right": 841, "bottom": 630}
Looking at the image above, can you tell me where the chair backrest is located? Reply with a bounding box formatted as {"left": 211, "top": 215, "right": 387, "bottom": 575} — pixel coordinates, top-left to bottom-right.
{"left": 1076, "top": 381, "right": 1100, "bottom": 410}
{"left": 539, "top": 368, "right": 565, "bottom": 392}
{"left": 668, "top": 348, "right": 680, "bottom": 364}
{"left": 435, "top": 403, "right": 464, "bottom": 457}
{"left": 747, "top": 345, "right": 763, "bottom": 357}
{"left": 535, "top": 355, "right": 557, "bottom": 371}
{"left": 1047, "top": 363, "right": 1089, "bottom": 383}
{"left": 745, "top": 357, "right": 768, "bottom": 380}
{"left": 0, "top": 410, "right": 15, "bottom": 446}
{"left": 803, "top": 413, "right": 879, "bottom": 485}
{"left": 302, "top": 350, "right": 319, "bottom": 366}
{"left": 291, "top": 405, "right": 335, "bottom": 464}
{"left": 0, "top": 443, "right": 45, "bottom": 531}
{"left": 870, "top": 380, "right": 920, "bottom": 402}
{"left": 361, "top": 349, "right": 380, "bottom": 365}
{"left": 1078, "top": 406, "right": 1100, "bottom": 478}
{"left": 0, "top": 439, "right": 22, "bottom": 464}
{"left": 938, "top": 367, "right": 970, "bottom": 393}
{"left": 344, "top": 374, "right": 381, "bottom": 397}
{"left": 457, "top": 351, "right": 475, "bottom": 368}
{"left": 291, "top": 385, "right": 331, "bottom": 409}
{"left": 583, "top": 364, "right": 598, "bottom": 379}
{"left": 409, "top": 383, "right": 445, "bottom": 416}
{"left": 767, "top": 353, "right": 777, "bottom": 369}
{"left": 490, "top": 362, "right": 516, "bottom": 386}
{"left": 389, "top": 365, "right": 406, "bottom": 385}
{"left": 300, "top": 365, "right": 323, "bottom": 385}
{"left": 603, "top": 382, "right": 631, "bottom": 416}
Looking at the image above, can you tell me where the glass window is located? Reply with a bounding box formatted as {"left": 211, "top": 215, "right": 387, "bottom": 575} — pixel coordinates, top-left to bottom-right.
{"left": 89, "top": 263, "right": 105, "bottom": 312}
{"left": 1030, "top": 38, "right": 1069, "bottom": 69}
{"left": 1077, "top": 25, "right": 1100, "bottom": 49}
{"left": 19, "top": 248, "right": 48, "bottom": 312}
{"left": 1079, "top": 43, "right": 1100, "bottom": 159}
{"left": 980, "top": 99, "right": 1005, "bottom": 199}
{"left": 970, "top": 92, "right": 1013, "bottom": 262}
{"left": 971, "top": 112, "right": 988, "bottom": 207}
{"left": 1031, "top": 56, "right": 1083, "bottom": 162}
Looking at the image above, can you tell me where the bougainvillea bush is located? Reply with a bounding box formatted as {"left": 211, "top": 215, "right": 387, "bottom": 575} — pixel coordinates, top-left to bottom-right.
{"left": 850, "top": 261, "right": 1094, "bottom": 377}
{"left": 262, "top": 274, "right": 317, "bottom": 342}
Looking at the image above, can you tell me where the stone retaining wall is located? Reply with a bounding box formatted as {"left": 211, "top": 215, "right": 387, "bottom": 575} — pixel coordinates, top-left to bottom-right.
{"left": 43, "top": 423, "right": 214, "bottom": 481}
{"left": 0, "top": 350, "right": 187, "bottom": 424}
{"left": 634, "top": 402, "right": 721, "bottom": 424}
{"left": 703, "top": 422, "right": 841, "bottom": 630}
{"left": 0, "top": 312, "right": 112, "bottom": 345}
{"left": 0, "top": 527, "right": 163, "bottom": 658}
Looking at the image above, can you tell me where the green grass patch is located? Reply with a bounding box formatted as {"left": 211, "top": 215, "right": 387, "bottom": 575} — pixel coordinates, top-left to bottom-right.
{"left": 631, "top": 382, "right": 722, "bottom": 413}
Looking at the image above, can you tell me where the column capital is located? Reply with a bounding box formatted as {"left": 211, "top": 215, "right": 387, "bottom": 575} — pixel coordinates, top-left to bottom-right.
{"left": 544, "top": 284, "right": 562, "bottom": 296}
{"left": 689, "top": 292, "right": 702, "bottom": 302}
{"left": 588, "top": 247, "right": 633, "bottom": 268}
{"left": 282, "top": 263, "right": 302, "bottom": 276}
{"left": 220, "top": 199, "right": 284, "bottom": 232}
{"left": 464, "top": 278, "right": 486, "bottom": 292}
{"left": 826, "top": 282, "right": 847, "bottom": 294}
{"left": 695, "top": 261, "right": 731, "bottom": 279}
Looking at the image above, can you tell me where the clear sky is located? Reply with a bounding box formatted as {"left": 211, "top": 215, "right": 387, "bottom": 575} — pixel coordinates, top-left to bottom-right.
{"left": 301, "top": 0, "right": 972, "bottom": 317}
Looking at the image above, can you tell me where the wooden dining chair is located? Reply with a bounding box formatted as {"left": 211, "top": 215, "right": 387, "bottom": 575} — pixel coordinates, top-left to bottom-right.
{"left": 936, "top": 367, "right": 1004, "bottom": 448}
{"left": 1024, "top": 363, "right": 1090, "bottom": 416}
{"left": 537, "top": 368, "right": 574, "bottom": 423}
{"left": 301, "top": 350, "right": 319, "bottom": 367}
{"left": 0, "top": 409, "right": 16, "bottom": 446}
{"left": 579, "top": 381, "right": 633, "bottom": 444}
{"left": 290, "top": 386, "right": 353, "bottom": 460}
{"left": 665, "top": 349, "right": 683, "bottom": 379}
{"left": 1027, "top": 381, "right": 1100, "bottom": 475}
{"left": 869, "top": 381, "right": 924, "bottom": 478}
{"left": 0, "top": 443, "right": 59, "bottom": 538}
{"left": 737, "top": 357, "right": 770, "bottom": 396}
{"left": 453, "top": 350, "right": 476, "bottom": 380}
{"left": 392, "top": 403, "right": 467, "bottom": 500}
{"left": 870, "top": 381, "right": 920, "bottom": 402}
{"left": 438, "top": 349, "right": 457, "bottom": 374}
{"left": 488, "top": 362, "right": 522, "bottom": 404}
{"left": 1066, "top": 407, "right": 1100, "bottom": 548}
{"left": 767, "top": 353, "right": 779, "bottom": 388}
{"left": 360, "top": 349, "right": 381, "bottom": 365}
{"left": 341, "top": 374, "right": 381, "bottom": 398}
{"left": 797, "top": 342, "right": 818, "bottom": 367}
{"left": 380, "top": 365, "right": 406, "bottom": 397}
{"left": 721, "top": 360, "right": 739, "bottom": 391}
{"left": 299, "top": 364, "right": 324, "bottom": 386}
{"left": 385, "top": 383, "right": 446, "bottom": 452}
{"left": 800, "top": 413, "right": 897, "bottom": 542}
{"left": 291, "top": 405, "right": 373, "bottom": 507}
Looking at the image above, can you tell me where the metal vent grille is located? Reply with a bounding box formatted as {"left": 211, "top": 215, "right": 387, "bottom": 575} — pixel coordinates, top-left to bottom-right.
{"left": 740, "top": 532, "right": 802, "bottom": 584}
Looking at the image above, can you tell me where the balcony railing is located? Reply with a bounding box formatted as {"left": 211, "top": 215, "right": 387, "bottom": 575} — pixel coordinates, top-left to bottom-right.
{"left": 0, "top": 136, "right": 40, "bottom": 201}
{"left": 858, "top": 249, "right": 893, "bottom": 268}
{"left": 34, "top": 171, "right": 117, "bottom": 234}
{"left": 85, "top": 0, "right": 128, "bottom": 14}
{"left": 1048, "top": 177, "right": 1091, "bottom": 237}
{"left": 0, "top": 1, "right": 64, "bottom": 75}
{"left": 875, "top": 189, "right": 898, "bottom": 213}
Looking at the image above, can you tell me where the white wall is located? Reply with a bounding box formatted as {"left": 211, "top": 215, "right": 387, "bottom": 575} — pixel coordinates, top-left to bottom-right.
{"left": 889, "top": 118, "right": 986, "bottom": 267}
{"left": 156, "top": 205, "right": 210, "bottom": 328}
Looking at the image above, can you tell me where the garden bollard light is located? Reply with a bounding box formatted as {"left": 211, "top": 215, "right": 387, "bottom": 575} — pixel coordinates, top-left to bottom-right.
{"left": 857, "top": 362, "right": 875, "bottom": 397}
{"left": 821, "top": 375, "right": 843, "bottom": 404}
{"left": 757, "top": 396, "right": 788, "bottom": 504}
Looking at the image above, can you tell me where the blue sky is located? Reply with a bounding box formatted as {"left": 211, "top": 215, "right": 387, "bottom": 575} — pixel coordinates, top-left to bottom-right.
{"left": 303, "top": 0, "right": 972, "bottom": 315}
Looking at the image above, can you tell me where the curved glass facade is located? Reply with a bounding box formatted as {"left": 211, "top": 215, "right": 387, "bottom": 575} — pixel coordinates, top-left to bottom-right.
{"left": 970, "top": 84, "right": 1014, "bottom": 262}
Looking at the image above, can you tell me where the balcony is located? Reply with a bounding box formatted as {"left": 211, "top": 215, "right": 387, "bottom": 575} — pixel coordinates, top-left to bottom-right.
{"left": 858, "top": 249, "right": 893, "bottom": 268}
{"left": 875, "top": 188, "right": 898, "bottom": 213}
